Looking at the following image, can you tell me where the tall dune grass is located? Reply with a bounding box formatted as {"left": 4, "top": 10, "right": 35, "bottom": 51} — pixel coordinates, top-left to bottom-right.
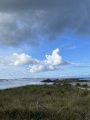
{"left": 0, "top": 84, "right": 90, "bottom": 120}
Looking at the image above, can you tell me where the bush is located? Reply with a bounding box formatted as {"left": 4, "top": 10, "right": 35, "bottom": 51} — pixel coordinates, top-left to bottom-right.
{"left": 76, "top": 83, "right": 81, "bottom": 87}
{"left": 82, "top": 84, "right": 88, "bottom": 87}
{"left": 81, "top": 89, "right": 89, "bottom": 96}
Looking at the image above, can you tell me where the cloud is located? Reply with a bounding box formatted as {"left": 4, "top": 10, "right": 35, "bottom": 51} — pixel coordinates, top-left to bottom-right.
{"left": 45, "top": 48, "right": 64, "bottom": 66}
{"left": 0, "top": 0, "right": 90, "bottom": 47}
{"left": 71, "top": 63, "right": 90, "bottom": 68}
{"left": 0, "top": 48, "right": 69, "bottom": 72}
{"left": 14, "top": 48, "right": 69, "bottom": 72}
{"left": 12, "top": 53, "right": 39, "bottom": 66}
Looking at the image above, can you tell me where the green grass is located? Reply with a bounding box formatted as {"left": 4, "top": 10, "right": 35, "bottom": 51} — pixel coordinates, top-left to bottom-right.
{"left": 0, "top": 84, "right": 90, "bottom": 120}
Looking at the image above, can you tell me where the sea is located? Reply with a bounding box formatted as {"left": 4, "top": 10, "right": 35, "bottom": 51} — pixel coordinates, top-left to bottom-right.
{"left": 0, "top": 78, "right": 90, "bottom": 89}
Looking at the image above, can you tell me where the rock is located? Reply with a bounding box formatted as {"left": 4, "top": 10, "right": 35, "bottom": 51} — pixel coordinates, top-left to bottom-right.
{"left": 41, "top": 79, "right": 52, "bottom": 82}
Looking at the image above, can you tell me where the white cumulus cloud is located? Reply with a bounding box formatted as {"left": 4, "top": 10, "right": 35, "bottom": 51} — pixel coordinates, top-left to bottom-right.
{"left": 0, "top": 48, "right": 69, "bottom": 73}
{"left": 13, "top": 53, "right": 39, "bottom": 66}
{"left": 29, "top": 48, "right": 69, "bottom": 73}
{"left": 45, "top": 48, "right": 64, "bottom": 65}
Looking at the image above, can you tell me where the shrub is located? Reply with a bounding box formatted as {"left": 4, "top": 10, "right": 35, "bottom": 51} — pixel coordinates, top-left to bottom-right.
{"left": 76, "top": 83, "right": 81, "bottom": 87}
{"left": 82, "top": 84, "right": 88, "bottom": 87}
{"left": 81, "top": 89, "right": 89, "bottom": 96}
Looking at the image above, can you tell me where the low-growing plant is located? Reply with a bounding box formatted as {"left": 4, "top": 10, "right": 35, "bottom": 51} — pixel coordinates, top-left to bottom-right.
{"left": 82, "top": 84, "right": 88, "bottom": 87}
{"left": 81, "top": 89, "right": 89, "bottom": 96}
{"left": 76, "top": 83, "right": 81, "bottom": 87}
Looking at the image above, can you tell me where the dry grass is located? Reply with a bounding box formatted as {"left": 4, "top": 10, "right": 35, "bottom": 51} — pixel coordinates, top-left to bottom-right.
{"left": 0, "top": 84, "right": 90, "bottom": 120}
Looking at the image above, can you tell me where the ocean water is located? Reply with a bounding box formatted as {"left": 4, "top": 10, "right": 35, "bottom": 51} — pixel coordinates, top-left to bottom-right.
{"left": 79, "top": 78, "right": 90, "bottom": 80}
{"left": 0, "top": 78, "right": 90, "bottom": 89}
{"left": 0, "top": 78, "right": 47, "bottom": 89}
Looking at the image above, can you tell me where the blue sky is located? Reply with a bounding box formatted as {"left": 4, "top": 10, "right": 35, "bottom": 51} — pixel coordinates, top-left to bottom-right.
{"left": 0, "top": 0, "right": 90, "bottom": 78}
{"left": 0, "top": 34, "right": 90, "bottom": 78}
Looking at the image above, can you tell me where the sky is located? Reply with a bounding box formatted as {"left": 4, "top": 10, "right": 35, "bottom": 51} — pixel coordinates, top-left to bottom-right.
{"left": 0, "top": 0, "right": 90, "bottom": 78}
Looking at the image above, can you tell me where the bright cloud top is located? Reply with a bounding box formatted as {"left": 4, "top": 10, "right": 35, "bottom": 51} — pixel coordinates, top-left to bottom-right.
{"left": 13, "top": 53, "right": 39, "bottom": 66}
{"left": 11, "top": 48, "right": 69, "bottom": 73}
{"left": 45, "top": 48, "right": 64, "bottom": 66}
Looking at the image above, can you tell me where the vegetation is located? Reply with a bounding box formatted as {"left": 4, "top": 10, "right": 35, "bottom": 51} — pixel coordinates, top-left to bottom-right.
{"left": 0, "top": 84, "right": 90, "bottom": 120}
{"left": 82, "top": 84, "right": 88, "bottom": 87}
{"left": 75, "top": 83, "right": 81, "bottom": 87}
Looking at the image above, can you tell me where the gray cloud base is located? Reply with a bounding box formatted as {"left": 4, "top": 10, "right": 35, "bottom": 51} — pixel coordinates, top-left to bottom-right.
{"left": 0, "top": 0, "right": 90, "bottom": 46}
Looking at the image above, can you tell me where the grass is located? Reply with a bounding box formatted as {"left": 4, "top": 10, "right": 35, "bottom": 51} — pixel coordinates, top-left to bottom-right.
{"left": 0, "top": 84, "right": 90, "bottom": 120}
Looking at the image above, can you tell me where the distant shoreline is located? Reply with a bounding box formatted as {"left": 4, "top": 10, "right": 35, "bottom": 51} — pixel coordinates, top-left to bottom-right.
{"left": 41, "top": 78, "right": 90, "bottom": 83}
{"left": 0, "top": 78, "right": 90, "bottom": 90}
